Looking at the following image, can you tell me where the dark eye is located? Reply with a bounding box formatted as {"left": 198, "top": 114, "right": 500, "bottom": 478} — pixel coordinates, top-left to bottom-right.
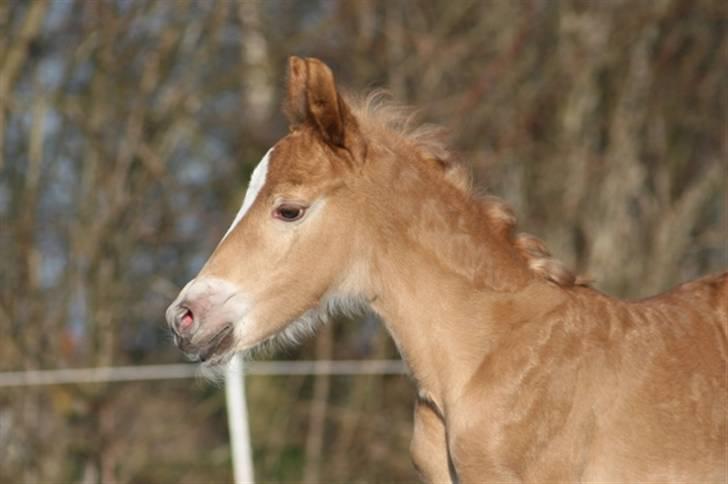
{"left": 273, "top": 204, "right": 306, "bottom": 222}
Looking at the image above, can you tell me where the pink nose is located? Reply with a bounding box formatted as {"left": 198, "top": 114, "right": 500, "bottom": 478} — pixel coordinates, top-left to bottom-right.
{"left": 178, "top": 308, "right": 194, "bottom": 332}
{"left": 169, "top": 305, "right": 199, "bottom": 338}
{"left": 165, "top": 276, "right": 250, "bottom": 359}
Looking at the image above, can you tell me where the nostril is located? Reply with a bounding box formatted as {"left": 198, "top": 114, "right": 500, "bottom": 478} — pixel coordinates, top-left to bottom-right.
{"left": 177, "top": 308, "right": 195, "bottom": 333}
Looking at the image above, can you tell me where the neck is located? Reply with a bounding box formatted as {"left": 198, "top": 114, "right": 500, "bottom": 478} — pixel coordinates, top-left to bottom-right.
{"left": 358, "top": 171, "right": 566, "bottom": 410}
{"left": 353, "top": 155, "right": 572, "bottom": 410}
{"left": 369, "top": 245, "right": 567, "bottom": 411}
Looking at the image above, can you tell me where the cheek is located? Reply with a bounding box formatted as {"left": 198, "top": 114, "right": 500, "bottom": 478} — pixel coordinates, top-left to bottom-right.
{"left": 221, "top": 199, "right": 348, "bottom": 294}
{"left": 268, "top": 228, "right": 339, "bottom": 288}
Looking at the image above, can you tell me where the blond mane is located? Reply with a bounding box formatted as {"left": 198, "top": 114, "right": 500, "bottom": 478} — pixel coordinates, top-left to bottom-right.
{"left": 347, "top": 91, "right": 586, "bottom": 288}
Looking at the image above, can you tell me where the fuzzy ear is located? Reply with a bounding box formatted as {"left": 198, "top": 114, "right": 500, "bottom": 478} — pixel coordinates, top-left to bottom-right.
{"left": 303, "top": 57, "right": 347, "bottom": 146}
{"left": 284, "top": 56, "right": 308, "bottom": 125}
{"left": 284, "top": 56, "right": 362, "bottom": 153}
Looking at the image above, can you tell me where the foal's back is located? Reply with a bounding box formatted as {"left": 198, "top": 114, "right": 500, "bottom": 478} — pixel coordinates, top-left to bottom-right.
{"left": 455, "top": 273, "right": 727, "bottom": 482}
{"left": 566, "top": 273, "right": 727, "bottom": 481}
{"left": 582, "top": 272, "right": 727, "bottom": 480}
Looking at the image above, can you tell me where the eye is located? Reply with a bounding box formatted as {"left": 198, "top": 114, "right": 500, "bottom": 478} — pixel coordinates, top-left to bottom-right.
{"left": 273, "top": 204, "right": 306, "bottom": 222}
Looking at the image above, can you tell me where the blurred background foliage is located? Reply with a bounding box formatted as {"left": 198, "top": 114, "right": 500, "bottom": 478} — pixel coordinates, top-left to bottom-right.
{"left": 0, "top": 0, "right": 725, "bottom": 482}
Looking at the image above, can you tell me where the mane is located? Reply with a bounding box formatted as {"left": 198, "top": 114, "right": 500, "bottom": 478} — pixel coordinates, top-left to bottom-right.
{"left": 346, "top": 91, "right": 587, "bottom": 288}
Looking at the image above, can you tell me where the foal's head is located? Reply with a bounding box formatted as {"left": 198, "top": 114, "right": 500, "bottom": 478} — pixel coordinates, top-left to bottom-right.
{"left": 166, "top": 57, "right": 373, "bottom": 364}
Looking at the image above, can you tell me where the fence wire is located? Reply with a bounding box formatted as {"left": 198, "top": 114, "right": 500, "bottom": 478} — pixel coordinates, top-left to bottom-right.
{"left": 0, "top": 360, "right": 408, "bottom": 387}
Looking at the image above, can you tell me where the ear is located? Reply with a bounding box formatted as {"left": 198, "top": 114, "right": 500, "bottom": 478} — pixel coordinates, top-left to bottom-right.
{"left": 304, "top": 57, "right": 347, "bottom": 146}
{"left": 284, "top": 56, "right": 364, "bottom": 155}
{"left": 284, "top": 56, "right": 307, "bottom": 125}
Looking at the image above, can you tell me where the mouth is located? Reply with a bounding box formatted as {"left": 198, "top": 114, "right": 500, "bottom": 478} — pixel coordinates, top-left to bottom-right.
{"left": 195, "top": 323, "right": 235, "bottom": 364}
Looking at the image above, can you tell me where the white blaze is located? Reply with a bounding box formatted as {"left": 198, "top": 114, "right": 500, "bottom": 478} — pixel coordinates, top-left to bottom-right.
{"left": 221, "top": 148, "right": 273, "bottom": 241}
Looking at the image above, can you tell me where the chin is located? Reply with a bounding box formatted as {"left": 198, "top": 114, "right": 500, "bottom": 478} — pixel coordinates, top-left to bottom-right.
{"left": 201, "top": 349, "right": 236, "bottom": 367}
{"left": 195, "top": 351, "right": 237, "bottom": 383}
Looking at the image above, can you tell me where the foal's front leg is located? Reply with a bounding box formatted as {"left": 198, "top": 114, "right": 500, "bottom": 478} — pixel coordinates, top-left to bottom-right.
{"left": 410, "top": 399, "right": 453, "bottom": 483}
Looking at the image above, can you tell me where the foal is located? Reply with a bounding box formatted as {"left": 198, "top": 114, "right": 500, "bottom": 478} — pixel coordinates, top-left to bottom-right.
{"left": 167, "top": 57, "right": 727, "bottom": 482}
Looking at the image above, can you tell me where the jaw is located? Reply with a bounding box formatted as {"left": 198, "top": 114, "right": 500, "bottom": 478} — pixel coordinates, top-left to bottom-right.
{"left": 202, "top": 292, "right": 368, "bottom": 368}
{"left": 255, "top": 292, "right": 369, "bottom": 349}
{"left": 224, "top": 306, "right": 327, "bottom": 362}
